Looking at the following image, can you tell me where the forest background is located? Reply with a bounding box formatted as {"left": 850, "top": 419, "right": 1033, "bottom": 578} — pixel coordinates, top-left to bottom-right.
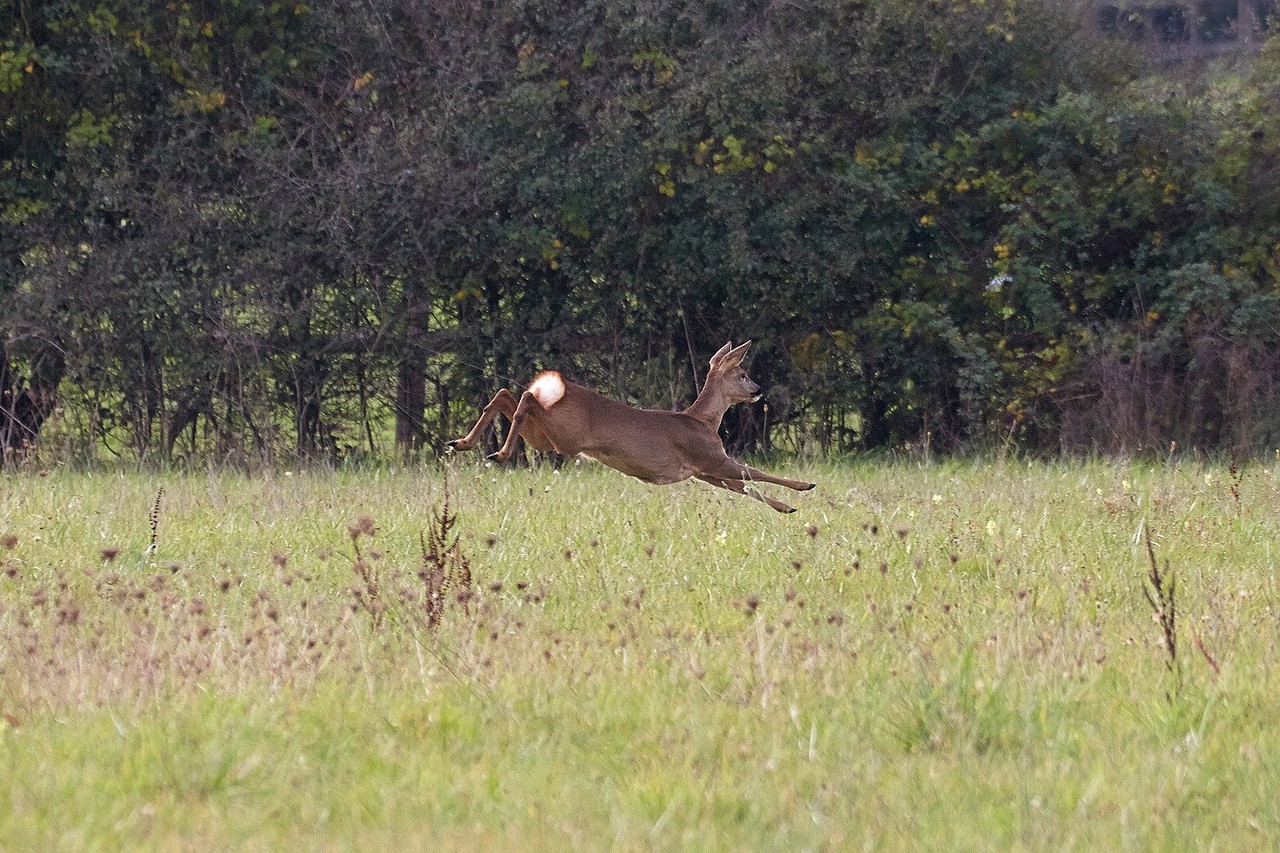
{"left": 4, "top": 0, "right": 1280, "bottom": 464}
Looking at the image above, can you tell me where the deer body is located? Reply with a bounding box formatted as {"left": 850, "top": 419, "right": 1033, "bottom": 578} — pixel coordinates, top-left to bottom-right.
{"left": 447, "top": 342, "right": 815, "bottom": 512}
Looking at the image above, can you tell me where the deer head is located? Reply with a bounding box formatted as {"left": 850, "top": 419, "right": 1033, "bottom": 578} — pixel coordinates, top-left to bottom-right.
{"left": 707, "top": 341, "right": 761, "bottom": 404}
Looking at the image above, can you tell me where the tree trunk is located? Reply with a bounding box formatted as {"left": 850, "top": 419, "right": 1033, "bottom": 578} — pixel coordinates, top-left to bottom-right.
{"left": 394, "top": 283, "right": 429, "bottom": 454}
{"left": 1, "top": 344, "right": 66, "bottom": 454}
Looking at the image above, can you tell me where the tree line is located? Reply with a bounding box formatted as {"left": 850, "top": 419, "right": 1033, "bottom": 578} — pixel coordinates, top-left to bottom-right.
{"left": 3, "top": 0, "right": 1280, "bottom": 463}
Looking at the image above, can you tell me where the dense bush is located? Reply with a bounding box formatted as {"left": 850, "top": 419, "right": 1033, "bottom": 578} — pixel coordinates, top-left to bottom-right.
{"left": 3, "top": 0, "right": 1279, "bottom": 461}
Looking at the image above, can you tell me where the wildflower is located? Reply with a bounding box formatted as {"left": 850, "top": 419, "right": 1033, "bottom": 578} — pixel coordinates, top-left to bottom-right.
{"left": 931, "top": 494, "right": 943, "bottom": 505}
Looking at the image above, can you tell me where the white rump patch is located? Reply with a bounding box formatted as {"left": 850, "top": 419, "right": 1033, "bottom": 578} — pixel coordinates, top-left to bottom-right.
{"left": 528, "top": 371, "right": 566, "bottom": 408}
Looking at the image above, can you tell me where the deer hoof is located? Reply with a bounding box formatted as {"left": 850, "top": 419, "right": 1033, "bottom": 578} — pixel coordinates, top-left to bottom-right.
{"left": 487, "top": 451, "right": 511, "bottom": 463}
{"left": 804, "top": 482, "right": 817, "bottom": 491}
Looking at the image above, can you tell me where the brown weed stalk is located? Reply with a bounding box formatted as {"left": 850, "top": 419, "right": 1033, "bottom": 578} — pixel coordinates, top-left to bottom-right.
{"left": 418, "top": 486, "right": 472, "bottom": 632}
{"left": 1228, "top": 458, "right": 1244, "bottom": 518}
{"left": 1142, "top": 525, "right": 1180, "bottom": 699}
{"left": 147, "top": 487, "right": 164, "bottom": 556}
{"left": 347, "top": 515, "right": 384, "bottom": 627}
{"left": 1194, "top": 632, "right": 1221, "bottom": 678}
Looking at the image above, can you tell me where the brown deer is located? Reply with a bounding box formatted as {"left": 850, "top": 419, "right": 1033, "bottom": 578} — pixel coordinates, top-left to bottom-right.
{"left": 446, "top": 341, "right": 815, "bottom": 512}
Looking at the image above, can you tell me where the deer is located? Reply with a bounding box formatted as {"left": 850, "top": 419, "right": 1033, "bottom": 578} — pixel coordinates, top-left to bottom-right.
{"left": 446, "top": 341, "right": 815, "bottom": 513}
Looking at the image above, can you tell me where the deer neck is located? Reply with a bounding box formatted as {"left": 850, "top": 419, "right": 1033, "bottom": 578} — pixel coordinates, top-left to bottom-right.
{"left": 683, "top": 381, "right": 731, "bottom": 430}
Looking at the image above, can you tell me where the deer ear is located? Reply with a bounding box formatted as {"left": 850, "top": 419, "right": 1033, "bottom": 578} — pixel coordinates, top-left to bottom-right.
{"left": 722, "top": 340, "right": 752, "bottom": 368}
{"left": 708, "top": 341, "right": 734, "bottom": 370}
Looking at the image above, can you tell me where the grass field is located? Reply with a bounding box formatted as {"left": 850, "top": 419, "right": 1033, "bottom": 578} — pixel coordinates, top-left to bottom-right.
{"left": 1, "top": 457, "right": 1278, "bottom": 850}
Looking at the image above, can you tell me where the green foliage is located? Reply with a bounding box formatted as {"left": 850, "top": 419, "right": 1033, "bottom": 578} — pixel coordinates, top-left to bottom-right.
{"left": 4, "top": 0, "right": 1280, "bottom": 460}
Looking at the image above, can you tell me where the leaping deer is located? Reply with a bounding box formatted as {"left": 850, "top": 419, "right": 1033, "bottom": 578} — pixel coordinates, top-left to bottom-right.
{"left": 446, "top": 341, "right": 815, "bottom": 513}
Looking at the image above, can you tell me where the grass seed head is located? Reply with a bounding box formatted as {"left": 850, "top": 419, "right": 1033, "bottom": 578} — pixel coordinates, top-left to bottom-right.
{"left": 348, "top": 515, "right": 377, "bottom": 541}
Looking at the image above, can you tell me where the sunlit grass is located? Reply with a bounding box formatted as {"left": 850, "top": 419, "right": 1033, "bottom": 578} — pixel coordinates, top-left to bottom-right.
{"left": 1, "top": 457, "right": 1279, "bottom": 849}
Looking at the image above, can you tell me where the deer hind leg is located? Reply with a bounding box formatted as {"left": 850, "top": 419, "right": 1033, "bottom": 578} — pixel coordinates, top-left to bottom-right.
{"left": 446, "top": 389, "right": 518, "bottom": 452}
{"left": 696, "top": 474, "right": 797, "bottom": 514}
{"left": 448, "top": 388, "right": 556, "bottom": 456}
{"left": 488, "top": 390, "right": 554, "bottom": 463}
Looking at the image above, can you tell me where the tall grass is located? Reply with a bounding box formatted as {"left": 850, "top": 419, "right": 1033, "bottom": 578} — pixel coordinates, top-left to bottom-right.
{"left": 1, "top": 458, "right": 1279, "bottom": 849}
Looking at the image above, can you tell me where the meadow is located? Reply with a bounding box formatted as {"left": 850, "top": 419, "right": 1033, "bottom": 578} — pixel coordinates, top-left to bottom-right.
{"left": 1, "top": 457, "right": 1278, "bottom": 850}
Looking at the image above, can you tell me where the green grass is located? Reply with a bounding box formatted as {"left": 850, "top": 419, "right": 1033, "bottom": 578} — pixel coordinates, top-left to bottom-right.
{"left": 2, "top": 458, "right": 1279, "bottom": 850}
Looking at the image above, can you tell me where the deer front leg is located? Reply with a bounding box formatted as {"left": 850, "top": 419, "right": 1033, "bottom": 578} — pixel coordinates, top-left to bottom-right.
{"left": 708, "top": 458, "right": 816, "bottom": 492}
{"left": 696, "top": 474, "right": 797, "bottom": 514}
{"left": 446, "top": 389, "right": 519, "bottom": 452}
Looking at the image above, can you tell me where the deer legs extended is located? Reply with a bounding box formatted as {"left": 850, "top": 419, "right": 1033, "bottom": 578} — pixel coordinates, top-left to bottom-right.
{"left": 445, "top": 389, "right": 554, "bottom": 455}
{"left": 695, "top": 458, "right": 815, "bottom": 514}
{"left": 695, "top": 474, "right": 800, "bottom": 514}
{"left": 490, "top": 390, "right": 551, "bottom": 462}
{"left": 705, "top": 458, "right": 815, "bottom": 493}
